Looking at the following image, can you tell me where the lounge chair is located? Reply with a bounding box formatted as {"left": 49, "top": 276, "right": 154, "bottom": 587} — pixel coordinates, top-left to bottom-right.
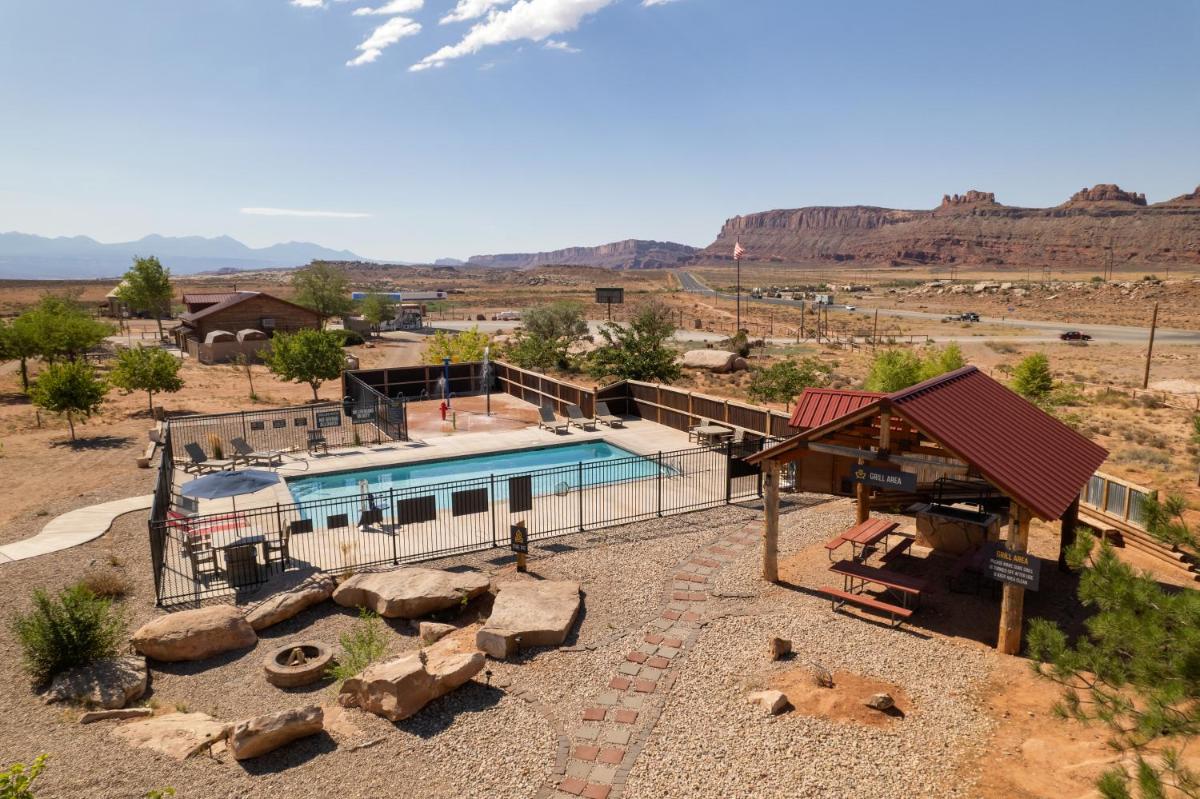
{"left": 230, "top": 437, "right": 283, "bottom": 468}
{"left": 566, "top": 403, "right": 596, "bottom": 431}
{"left": 537, "top": 405, "right": 569, "bottom": 435}
{"left": 595, "top": 401, "right": 624, "bottom": 428}
{"left": 182, "top": 442, "right": 235, "bottom": 474}
{"left": 307, "top": 429, "right": 329, "bottom": 455}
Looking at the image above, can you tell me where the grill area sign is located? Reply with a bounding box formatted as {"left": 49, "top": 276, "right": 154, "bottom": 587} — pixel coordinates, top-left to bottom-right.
{"left": 851, "top": 465, "right": 916, "bottom": 493}
{"left": 986, "top": 545, "right": 1041, "bottom": 591}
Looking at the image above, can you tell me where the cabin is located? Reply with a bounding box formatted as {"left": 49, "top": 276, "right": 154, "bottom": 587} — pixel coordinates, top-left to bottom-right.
{"left": 174, "top": 291, "right": 322, "bottom": 364}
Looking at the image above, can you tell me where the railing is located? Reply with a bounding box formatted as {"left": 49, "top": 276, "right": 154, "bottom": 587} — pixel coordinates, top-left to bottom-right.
{"left": 344, "top": 373, "right": 408, "bottom": 443}
{"left": 1080, "top": 471, "right": 1156, "bottom": 530}
{"left": 149, "top": 437, "right": 771, "bottom": 606}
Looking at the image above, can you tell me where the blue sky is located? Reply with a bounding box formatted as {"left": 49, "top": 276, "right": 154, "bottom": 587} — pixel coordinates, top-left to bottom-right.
{"left": 1, "top": 0, "right": 1197, "bottom": 261}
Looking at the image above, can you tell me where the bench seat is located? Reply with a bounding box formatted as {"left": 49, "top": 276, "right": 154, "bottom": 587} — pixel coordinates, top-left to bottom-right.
{"left": 819, "top": 586, "right": 913, "bottom": 627}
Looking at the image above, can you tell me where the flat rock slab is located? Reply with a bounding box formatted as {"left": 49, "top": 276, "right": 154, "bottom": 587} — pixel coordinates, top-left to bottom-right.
{"left": 333, "top": 568, "right": 490, "bottom": 619}
{"left": 43, "top": 656, "right": 148, "bottom": 709}
{"left": 244, "top": 575, "right": 336, "bottom": 631}
{"left": 476, "top": 580, "right": 581, "bottom": 659}
{"left": 338, "top": 638, "right": 485, "bottom": 722}
{"left": 111, "top": 712, "right": 230, "bottom": 760}
{"left": 229, "top": 705, "right": 324, "bottom": 760}
{"left": 132, "top": 605, "right": 257, "bottom": 662}
{"left": 80, "top": 707, "right": 155, "bottom": 724}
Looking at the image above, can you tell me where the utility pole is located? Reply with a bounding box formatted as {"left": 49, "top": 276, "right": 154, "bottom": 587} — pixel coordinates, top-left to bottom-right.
{"left": 872, "top": 308, "right": 879, "bottom": 349}
{"left": 1142, "top": 301, "right": 1159, "bottom": 389}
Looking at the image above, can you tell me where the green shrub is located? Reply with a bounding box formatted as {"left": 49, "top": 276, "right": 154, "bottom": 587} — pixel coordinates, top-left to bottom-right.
{"left": 328, "top": 328, "right": 365, "bottom": 347}
{"left": 326, "top": 608, "right": 387, "bottom": 686}
{"left": 12, "top": 586, "right": 126, "bottom": 685}
{"left": 0, "top": 754, "right": 48, "bottom": 799}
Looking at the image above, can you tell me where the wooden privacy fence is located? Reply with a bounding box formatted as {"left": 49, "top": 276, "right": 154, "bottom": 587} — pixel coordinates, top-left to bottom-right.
{"left": 346, "top": 361, "right": 794, "bottom": 439}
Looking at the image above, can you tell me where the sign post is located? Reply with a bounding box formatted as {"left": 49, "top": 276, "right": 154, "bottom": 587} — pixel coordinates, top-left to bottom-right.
{"left": 595, "top": 287, "right": 624, "bottom": 322}
{"left": 986, "top": 543, "right": 1041, "bottom": 591}
{"left": 511, "top": 520, "right": 529, "bottom": 572}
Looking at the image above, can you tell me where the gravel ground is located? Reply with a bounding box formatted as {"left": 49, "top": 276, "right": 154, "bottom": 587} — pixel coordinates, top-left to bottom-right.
{"left": 624, "top": 498, "right": 997, "bottom": 799}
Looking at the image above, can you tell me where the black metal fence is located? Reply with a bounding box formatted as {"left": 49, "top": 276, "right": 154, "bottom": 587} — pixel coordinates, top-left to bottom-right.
{"left": 150, "top": 437, "right": 770, "bottom": 607}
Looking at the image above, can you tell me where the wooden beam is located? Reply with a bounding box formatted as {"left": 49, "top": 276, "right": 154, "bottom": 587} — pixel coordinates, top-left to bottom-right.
{"left": 763, "top": 459, "right": 780, "bottom": 582}
{"left": 998, "top": 504, "right": 1032, "bottom": 655}
{"left": 1059, "top": 497, "right": 1079, "bottom": 573}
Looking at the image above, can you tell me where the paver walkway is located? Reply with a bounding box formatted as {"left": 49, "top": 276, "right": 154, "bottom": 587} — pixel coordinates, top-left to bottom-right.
{"left": 0, "top": 495, "right": 153, "bottom": 564}
{"left": 540, "top": 519, "right": 761, "bottom": 799}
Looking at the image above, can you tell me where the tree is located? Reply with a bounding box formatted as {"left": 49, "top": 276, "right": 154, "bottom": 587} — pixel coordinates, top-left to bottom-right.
{"left": 748, "top": 358, "right": 832, "bottom": 409}
{"left": 423, "top": 326, "right": 490, "bottom": 364}
{"left": 359, "top": 293, "right": 395, "bottom": 335}
{"left": 1012, "top": 352, "right": 1054, "bottom": 402}
{"left": 108, "top": 346, "right": 184, "bottom": 414}
{"left": 230, "top": 353, "right": 258, "bottom": 401}
{"left": 0, "top": 318, "right": 40, "bottom": 392}
{"left": 29, "top": 360, "right": 108, "bottom": 440}
{"left": 265, "top": 329, "right": 346, "bottom": 401}
{"left": 918, "top": 342, "right": 965, "bottom": 381}
{"left": 292, "top": 262, "right": 352, "bottom": 324}
{"left": 1028, "top": 529, "right": 1200, "bottom": 799}
{"left": 505, "top": 301, "right": 588, "bottom": 371}
{"left": 865, "top": 344, "right": 965, "bottom": 392}
{"left": 114, "top": 256, "right": 173, "bottom": 340}
{"left": 587, "top": 304, "right": 681, "bottom": 383}
{"left": 24, "top": 296, "right": 113, "bottom": 363}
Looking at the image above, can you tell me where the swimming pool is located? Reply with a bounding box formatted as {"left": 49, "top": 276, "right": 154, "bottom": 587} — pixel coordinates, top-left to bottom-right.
{"left": 286, "top": 441, "right": 668, "bottom": 509}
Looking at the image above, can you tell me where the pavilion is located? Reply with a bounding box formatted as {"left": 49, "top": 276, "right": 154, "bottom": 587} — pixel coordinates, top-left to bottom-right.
{"left": 747, "top": 366, "right": 1109, "bottom": 654}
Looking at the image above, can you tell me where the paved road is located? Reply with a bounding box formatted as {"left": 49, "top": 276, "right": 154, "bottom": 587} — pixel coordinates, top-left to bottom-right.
{"left": 675, "top": 271, "right": 1200, "bottom": 346}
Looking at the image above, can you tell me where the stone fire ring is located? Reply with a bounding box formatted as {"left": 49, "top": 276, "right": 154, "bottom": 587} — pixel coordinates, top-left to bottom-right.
{"left": 263, "top": 641, "right": 334, "bottom": 688}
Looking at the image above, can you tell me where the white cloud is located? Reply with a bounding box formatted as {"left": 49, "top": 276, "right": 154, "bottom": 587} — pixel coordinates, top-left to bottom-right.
{"left": 642, "top": 0, "right": 682, "bottom": 5}
{"left": 240, "top": 207, "right": 372, "bottom": 219}
{"left": 440, "top": 0, "right": 515, "bottom": 24}
{"left": 544, "top": 39, "right": 580, "bottom": 53}
{"left": 290, "top": 0, "right": 326, "bottom": 7}
{"left": 347, "top": 16, "right": 422, "bottom": 66}
{"left": 352, "top": 0, "right": 423, "bottom": 16}
{"left": 412, "top": 0, "right": 611, "bottom": 72}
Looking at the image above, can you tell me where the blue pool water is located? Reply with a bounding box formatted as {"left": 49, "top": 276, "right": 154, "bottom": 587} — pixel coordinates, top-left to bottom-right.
{"left": 287, "top": 441, "right": 666, "bottom": 510}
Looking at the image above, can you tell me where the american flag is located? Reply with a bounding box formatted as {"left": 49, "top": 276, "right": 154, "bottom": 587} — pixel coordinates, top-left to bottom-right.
{"left": 733, "top": 240, "right": 746, "bottom": 261}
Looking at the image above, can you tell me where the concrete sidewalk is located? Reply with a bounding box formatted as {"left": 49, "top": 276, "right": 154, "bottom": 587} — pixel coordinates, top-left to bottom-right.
{"left": 0, "top": 495, "right": 154, "bottom": 564}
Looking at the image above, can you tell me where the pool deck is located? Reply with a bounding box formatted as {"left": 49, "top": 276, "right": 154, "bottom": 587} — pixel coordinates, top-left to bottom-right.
{"left": 177, "top": 417, "right": 696, "bottom": 516}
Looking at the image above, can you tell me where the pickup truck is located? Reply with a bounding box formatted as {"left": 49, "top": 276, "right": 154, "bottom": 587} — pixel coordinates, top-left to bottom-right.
{"left": 943, "top": 312, "right": 980, "bottom": 323}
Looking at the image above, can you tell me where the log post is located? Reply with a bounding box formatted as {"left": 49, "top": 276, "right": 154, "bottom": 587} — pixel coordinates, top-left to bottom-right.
{"left": 855, "top": 458, "right": 870, "bottom": 524}
{"left": 1058, "top": 496, "right": 1079, "bottom": 572}
{"left": 998, "top": 504, "right": 1032, "bottom": 655}
{"left": 763, "top": 459, "right": 780, "bottom": 583}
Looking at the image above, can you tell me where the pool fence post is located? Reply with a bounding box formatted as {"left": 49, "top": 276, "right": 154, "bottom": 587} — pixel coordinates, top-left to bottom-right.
{"left": 490, "top": 475, "right": 497, "bottom": 547}
{"left": 657, "top": 452, "right": 663, "bottom": 517}
{"left": 725, "top": 440, "right": 733, "bottom": 505}
{"left": 578, "top": 462, "right": 585, "bottom": 532}
{"left": 389, "top": 487, "right": 398, "bottom": 565}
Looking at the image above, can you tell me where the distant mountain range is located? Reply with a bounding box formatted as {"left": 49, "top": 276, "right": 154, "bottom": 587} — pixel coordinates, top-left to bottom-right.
{"left": 467, "top": 239, "right": 698, "bottom": 270}
{"left": 0, "top": 232, "right": 364, "bottom": 279}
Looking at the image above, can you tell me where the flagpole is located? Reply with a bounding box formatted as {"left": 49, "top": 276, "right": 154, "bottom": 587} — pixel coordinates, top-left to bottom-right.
{"left": 735, "top": 239, "right": 742, "bottom": 336}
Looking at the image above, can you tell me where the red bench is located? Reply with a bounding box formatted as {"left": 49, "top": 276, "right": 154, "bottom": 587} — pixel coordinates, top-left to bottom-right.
{"left": 818, "top": 586, "right": 914, "bottom": 627}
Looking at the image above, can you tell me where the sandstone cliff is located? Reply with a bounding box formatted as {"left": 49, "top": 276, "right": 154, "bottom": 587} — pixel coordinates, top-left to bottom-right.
{"left": 703, "top": 184, "right": 1200, "bottom": 268}
{"left": 468, "top": 239, "right": 697, "bottom": 270}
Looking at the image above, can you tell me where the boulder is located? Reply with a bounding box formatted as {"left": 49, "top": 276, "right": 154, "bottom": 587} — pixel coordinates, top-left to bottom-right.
{"left": 43, "top": 656, "right": 148, "bottom": 709}
{"left": 476, "top": 580, "right": 581, "bottom": 659}
{"left": 747, "top": 690, "right": 789, "bottom": 716}
{"left": 865, "top": 692, "right": 895, "bottom": 711}
{"left": 228, "top": 705, "right": 324, "bottom": 760}
{"left": 679, "top": 349, "right": 738, "bottom": 373}
{"left": 332, "top": 568, "right": 490, "bottom": 619}
{"left": 131, "top": 606, "right": 257, "bottom": 662}
{"left": 768, "top": 637, "right": 792, "bottom": 661}
{"left": 244, "top": 575, "right": 336, "bottom": 631}
{"left": 338, "top": 644, "right": 485, "bottom": 722}
{"left": 420, "top": 622, "right": 456, "bottom": 645}
{"left": 80, "top": 707, "right": 154, "bottom": 724}
{"left": 111, "top": 712, "right": 230, "bottom": 760}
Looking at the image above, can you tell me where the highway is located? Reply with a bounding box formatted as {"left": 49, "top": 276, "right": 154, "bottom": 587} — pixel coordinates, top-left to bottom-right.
{"left": 674, "top": 271, "right": 1200, "bottom": 346}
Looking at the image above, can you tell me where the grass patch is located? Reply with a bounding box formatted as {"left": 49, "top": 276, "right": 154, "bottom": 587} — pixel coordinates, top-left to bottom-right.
{"left": 78, "top": 570, "right": 131, "bottom": 600}
{"left": 1117, "top": 447, "right": 1173, "bottom": 468}
{"left": 12, "top": 586, "right": 125, "bottom": 686}
{"left": 326, "top": 609, "right": 387, "bottom": 686}
{"left": 983, "top": 341, "right": 1018, "bottom": 354}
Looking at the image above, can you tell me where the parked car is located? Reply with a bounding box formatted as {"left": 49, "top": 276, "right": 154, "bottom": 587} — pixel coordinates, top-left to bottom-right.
{"left": 843, "top": 305, "right": 857, "bottom": 311}
{"left": 1060, "top": 330, "right": 1093, "bottom": 341}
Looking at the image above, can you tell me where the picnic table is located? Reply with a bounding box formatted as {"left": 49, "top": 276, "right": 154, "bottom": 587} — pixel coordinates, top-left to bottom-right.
{"left": 819, "top": 559, "right": 929, "bottom": 628}
{"left": 824, "top": 518, "right": 899, "bottom": 562}
{"left": 693, "top": 425, "right": 733, "bottom": 446}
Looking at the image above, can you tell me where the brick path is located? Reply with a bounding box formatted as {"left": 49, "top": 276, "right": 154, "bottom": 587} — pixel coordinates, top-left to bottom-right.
{"left": 538, "top": 520, "right": 761, "bottom": 799}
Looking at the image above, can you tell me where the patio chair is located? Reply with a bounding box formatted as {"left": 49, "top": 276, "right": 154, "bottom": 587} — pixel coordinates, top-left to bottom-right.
{"left": 566, "top": 403, "right": 596, "bottom": 431}
{"left": 182, "top": 442, "right": 235, "bottom": 474}
{"left": 183, "top": 537, "right": 219, "bottom": 580}
{"left": 307, "top": 429, "right": 329, "bottom": 455}
{"left": 263, "top": 527, "right": 291, "bottom": 569}
{"left": 595, "top": 401, "right": 624, "bottom": 428}
{"left": 230, "top": 437, "right": 283, "bottom": 468}
{"left": 537, "top": 405, "right": 569, "bottom": 435}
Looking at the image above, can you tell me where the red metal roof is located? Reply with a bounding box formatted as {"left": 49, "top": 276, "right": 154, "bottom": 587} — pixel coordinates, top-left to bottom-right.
{"left": 789, "top": 388, "right": 883, "bottom": 429}
{"left": 181, "top": 292, "right": 242, "bottom": 306}
{"left": 754, "top": 366, "right": 1108, "bottom": 521}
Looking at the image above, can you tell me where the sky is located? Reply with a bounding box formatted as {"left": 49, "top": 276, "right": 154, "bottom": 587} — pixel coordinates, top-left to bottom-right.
{"left": 1, "top": 0, "right": 1198, "bottom": 262}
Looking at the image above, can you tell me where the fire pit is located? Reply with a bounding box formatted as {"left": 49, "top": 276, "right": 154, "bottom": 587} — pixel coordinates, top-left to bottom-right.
{"left": 263, "top": 641, "right": 334, "bottom": 688}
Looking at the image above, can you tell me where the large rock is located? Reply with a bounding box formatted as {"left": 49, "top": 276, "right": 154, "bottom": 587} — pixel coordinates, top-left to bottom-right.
{"left": 111, "top": 712, "right": 230, "bottom": 760}
{"left": 679, "top": 349, "right": 739, "bottom": 373}
{"left": 419, "top": 622, "right": 456, "bottom": 645}
{"left": 338, "top": 643, "right": 485, "bottom": 722}
{"left": 43, "top": 656, "right": 147, "bottom": 709}
{"left": 476, "top": 580, "right": 581, "bottom": 660}
{"left": 332, "top": 568, "right": 490, "bottom": 619}
{"left": 131, "top": 606, "right": 257, "bottom": 662}
{"left": 747, "top": 689, "right": 789, "bottom": 716}
{"left": 228, "top": 705, "right": 324, "bottom": 760}
{"left": 244, "top": 574, "right": 336, "bottom": 631}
